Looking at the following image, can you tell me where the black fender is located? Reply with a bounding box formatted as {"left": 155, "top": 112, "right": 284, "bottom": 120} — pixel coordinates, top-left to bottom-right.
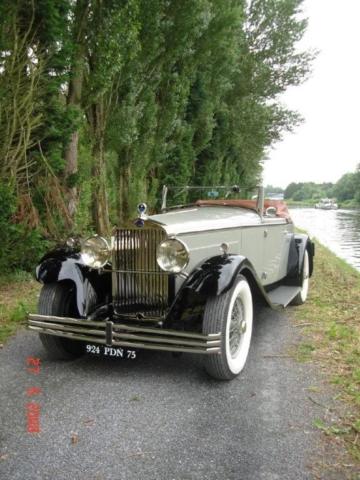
{"left": 166, "top": 254, "right": 270, "bottom": 324}
{"left": 286, "top": 234, "right": 314, "bottom": 283}
{"left": 36, "top": 248, "right": 111, "bottom": 317}
{"left": 179, "top": 254, "right": 259, "bottom": 297}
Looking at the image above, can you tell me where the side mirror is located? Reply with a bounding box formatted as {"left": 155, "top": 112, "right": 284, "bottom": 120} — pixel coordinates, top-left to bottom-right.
{"left": 265, "top": 206, "right": 277, "bottom": 217}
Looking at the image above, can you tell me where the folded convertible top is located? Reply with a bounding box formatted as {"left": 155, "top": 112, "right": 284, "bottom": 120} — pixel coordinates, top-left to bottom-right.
{"left": 195, "top": 199, "right": 292, "bottom": 221}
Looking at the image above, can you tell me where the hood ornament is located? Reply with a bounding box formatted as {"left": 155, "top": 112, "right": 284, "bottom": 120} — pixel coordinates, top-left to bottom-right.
{"left": 134, "top": 203, "right": 148, "bottom": 227}
{"left": 137, "top": 203, "right": 147, "bottom": 216}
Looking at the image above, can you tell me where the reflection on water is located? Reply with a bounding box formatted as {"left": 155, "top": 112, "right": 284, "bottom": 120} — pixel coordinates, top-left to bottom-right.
{"left": 290, "top": 208, "right": 360, "bottom": 272}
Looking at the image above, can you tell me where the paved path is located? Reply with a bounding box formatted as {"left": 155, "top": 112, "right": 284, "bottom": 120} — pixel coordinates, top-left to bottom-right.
{"left": 0, "top": 307, "right": 325, "bottom": 480}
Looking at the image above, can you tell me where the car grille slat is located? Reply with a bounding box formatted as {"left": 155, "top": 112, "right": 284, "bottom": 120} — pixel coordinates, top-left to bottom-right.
{"left": 112, "top": 227, "right": 169, "bottom": 319}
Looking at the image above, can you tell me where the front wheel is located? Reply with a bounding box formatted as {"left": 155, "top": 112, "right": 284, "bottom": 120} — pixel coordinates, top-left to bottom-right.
{"left": 38, "top": 282, "right": 84, "bottom": 360}
{"left": 203, "top": 275, "right": 253, "bottom": 380}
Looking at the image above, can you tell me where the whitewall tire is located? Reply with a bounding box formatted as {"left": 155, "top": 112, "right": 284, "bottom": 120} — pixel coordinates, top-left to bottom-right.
{"left": 203, "top": 275, "right": 253, "bottom": 380}
{"left": 291, "top": 249, "right": 310, "bottom": 306}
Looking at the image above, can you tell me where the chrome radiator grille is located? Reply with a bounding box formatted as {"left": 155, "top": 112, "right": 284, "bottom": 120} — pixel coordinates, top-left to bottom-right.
{"left": 112, "top": 227, "right": 169, "bottom": 319}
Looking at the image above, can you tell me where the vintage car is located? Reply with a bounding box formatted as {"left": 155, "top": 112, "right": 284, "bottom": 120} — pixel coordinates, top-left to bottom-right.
{"left": 28, "top": 185, "right": 314, "bottom": 380}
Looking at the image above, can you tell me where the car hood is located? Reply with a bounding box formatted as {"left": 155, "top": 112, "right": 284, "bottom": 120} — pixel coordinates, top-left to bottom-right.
{"left": 148, "top": 206, "right": 262, "bottom": 236}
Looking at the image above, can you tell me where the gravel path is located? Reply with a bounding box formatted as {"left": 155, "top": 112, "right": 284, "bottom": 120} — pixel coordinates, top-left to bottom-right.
{"left": 0, "top": 307, "right": 325, "bottom": 480}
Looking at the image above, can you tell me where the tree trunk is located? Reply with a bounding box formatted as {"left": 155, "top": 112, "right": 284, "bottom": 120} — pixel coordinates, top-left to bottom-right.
{"left": 91, "top": 102, "right": 110, "bottom": 235}
{"left": 91, "top": 139, "right": 110, "bottom": 235}
{"left": 118, "top": 150, "right": 131, "bottom": 224}
{"left": 63, "top": 0, "right": 89, "bottom": 221}
{"left": 64, "top": 130, "right": 80, "bottom": 218}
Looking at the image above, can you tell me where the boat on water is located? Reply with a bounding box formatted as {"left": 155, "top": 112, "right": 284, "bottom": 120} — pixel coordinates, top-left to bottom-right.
{"left": 315, "top": 198, "right": 338, "bottom": 210}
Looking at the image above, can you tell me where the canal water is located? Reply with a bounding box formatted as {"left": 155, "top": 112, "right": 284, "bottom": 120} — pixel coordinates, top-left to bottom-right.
{"left": 289, "top": 208, "right": 360, "bottom": 272}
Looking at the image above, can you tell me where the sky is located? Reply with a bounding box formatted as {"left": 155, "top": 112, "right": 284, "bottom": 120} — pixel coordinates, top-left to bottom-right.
{"left": 262, "top": 0, "right": 360, "bottom": 189}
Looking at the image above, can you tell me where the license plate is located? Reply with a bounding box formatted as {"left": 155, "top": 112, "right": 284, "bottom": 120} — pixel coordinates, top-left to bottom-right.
{"left": 85, "top": 344, "right": 137, "bottom": 359}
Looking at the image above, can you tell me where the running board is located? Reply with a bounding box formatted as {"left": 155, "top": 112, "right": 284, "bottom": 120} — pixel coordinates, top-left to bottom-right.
{"left": 266, "top": 286, "right": 301, "bottom": 308}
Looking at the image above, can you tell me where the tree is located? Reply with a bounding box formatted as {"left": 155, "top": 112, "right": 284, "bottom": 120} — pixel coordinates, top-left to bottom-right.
{"left": 63, "top": 0, "right": 90, "bottom": 220}
{"left": 355, "top": 164, "right": 360, "bottom": 204}
{"left": 83, "top": 0, "right": 140, "bottom": 233}
{"left": 0, "top": 0, "right": 315, "bottom": 266}
{"left": 334, "top": 172, "right": 357, "bottom": 202}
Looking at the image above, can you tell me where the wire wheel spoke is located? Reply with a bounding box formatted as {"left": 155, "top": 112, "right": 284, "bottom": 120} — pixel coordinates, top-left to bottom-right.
{"left": 229, "top": 297, "right": 245, "bottom": 357}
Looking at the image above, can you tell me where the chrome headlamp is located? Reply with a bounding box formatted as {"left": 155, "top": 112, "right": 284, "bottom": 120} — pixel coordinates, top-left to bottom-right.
{"left": 156, "top": 238, "right": 189, "bottom": 273}
{"left": 80, "top": 235, "right": 110, "bottom": 269}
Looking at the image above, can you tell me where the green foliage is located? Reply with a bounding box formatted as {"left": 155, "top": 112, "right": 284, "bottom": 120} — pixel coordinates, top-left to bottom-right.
{"left": 0, "top": 270, "right": 40, "bottom": 343}
{"left": 283, "top": 166, "right": 360, "bottom": 205}
{"left": 0, "top": 0, "right": 314, "bottom": 261}
{"left": 0, "top": 182, "right": 48, "bottom": 271}
{"left": 334, "top": 171, "right": 359, "bottom": 202}
{"left": 104, "top": 0, "right": 313, "bottom": 218}
{"left": 284, "top": 181, "right": 335, "bottom": 200}
{"left": 265, "top": 185, "right": 284, "bottom": 194}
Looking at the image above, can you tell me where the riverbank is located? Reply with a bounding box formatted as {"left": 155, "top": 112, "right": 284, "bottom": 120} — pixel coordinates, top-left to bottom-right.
{"left": 286, "top": 199, "right": 360, "bottom": 209}
{"left": 0, "top": 272, "right": 40, "bottom": 344}
{"left": 292, "top": 240, "right": 360, "bottom": 466}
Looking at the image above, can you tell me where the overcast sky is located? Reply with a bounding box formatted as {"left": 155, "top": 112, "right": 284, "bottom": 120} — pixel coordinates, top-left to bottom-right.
{"left": 262, "top": 0, "right": 360, "bottom": 189}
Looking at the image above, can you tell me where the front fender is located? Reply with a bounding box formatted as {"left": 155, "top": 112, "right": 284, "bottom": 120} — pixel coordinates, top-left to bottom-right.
{"left": 165, "top": 254, "right": 266, "bottom": 325}
{"left": 182, "top": 254, "right": 254, "bottom": 297}
{"left": 36, "top": 249, "right": 111, "bottom": 317}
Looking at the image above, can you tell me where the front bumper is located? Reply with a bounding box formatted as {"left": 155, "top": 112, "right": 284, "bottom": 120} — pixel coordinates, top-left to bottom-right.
{"left": 28, "top": 314, "right": 221, "bottom": 355}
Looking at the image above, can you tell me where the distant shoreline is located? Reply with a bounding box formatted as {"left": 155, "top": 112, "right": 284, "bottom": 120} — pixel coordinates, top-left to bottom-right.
{"left": 286, "top": 200, "right": 359, "bottom": 210}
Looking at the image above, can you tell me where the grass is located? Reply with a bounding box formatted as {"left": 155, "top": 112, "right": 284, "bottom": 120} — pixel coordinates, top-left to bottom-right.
{"left": 0, "top": 271, "right": 40, "bottom": 344}
{"left": 292, "top": 239, "right": 360, "bottom": 465}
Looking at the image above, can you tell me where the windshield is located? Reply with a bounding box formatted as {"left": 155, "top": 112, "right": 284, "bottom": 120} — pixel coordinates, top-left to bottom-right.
{"left": 161, "top": 185, "right": 260, "bottom": 211}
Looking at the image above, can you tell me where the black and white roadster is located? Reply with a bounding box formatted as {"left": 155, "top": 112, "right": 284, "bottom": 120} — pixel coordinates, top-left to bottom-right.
{"left": 28, "top": 185, "right": 314, "bottom": 380}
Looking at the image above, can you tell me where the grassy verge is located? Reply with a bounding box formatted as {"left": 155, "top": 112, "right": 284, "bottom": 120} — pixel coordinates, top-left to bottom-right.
{"left": 0, "top": 271, "right": 40, "bottom": 344}
{"left": 292, "top": 240, "right": 360, "bottom": 464}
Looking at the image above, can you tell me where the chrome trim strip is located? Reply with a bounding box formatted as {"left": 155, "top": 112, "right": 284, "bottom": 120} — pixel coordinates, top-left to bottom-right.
{"left": 28, "top": 314, "right": 220, "bottom": 340}
{"left": 29, "top": 320, "right": 220, "bottom": 348}
{"left": 111, "top": 322, "right": 220, "bottom": 340}
{"left": 29, "top": 326, "right": 220, "bottom": 354}
{"left": 29, "top": 314, "right": 105, "bottom": 327}
{"left": 111, "top": 332, "right": 220, "bottom": 348}
{"left": 28, "top": 320, "right": 106, "bottom": 336}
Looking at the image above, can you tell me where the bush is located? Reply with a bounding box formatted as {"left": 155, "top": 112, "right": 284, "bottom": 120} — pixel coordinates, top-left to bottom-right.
{"left": 0, "top": 183, "right": 48, "bottom": 272}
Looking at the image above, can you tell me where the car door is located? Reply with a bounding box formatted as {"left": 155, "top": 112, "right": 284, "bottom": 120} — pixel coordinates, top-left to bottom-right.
{"left": 262, "top": 218, "right": 290, "bottom": 284}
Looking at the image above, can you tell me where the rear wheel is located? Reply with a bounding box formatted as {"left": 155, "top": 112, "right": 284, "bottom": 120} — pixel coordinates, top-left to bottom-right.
{"left": 38, "top": 282, "right": 84, "bottom": 360}
{"left": 291, "top": 249, "right": 310, "bottom": 306}
{"left": 203, "top": 275, "right": 253, "bottom": 380}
